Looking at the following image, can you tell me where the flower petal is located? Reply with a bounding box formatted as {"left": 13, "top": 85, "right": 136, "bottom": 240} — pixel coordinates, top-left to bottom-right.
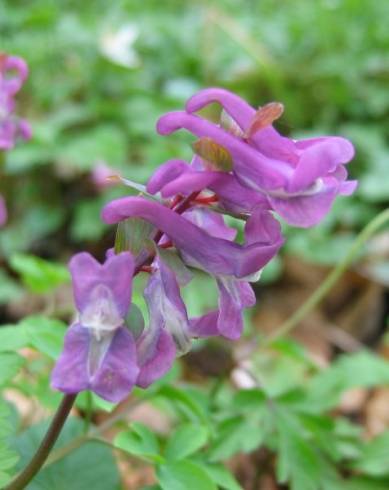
{"left": 216, "top": 277, "right": 255, "bottom": 340}
{"left": 69, "top": 252, "right": 134, "bottom": 317}
{"left": 189, "top": 311, "right": 220, "bottom": 337}
{"left": 91, "top": 326, "right": 139, "bottom": 403}
{"left": 185, "top": 87, "right": 296, "bottom": 161}
{"left": 289, "top": 137, "right": 355, "bottom": 193}
{"left": 183, "top": 208, "right": 237, "bottom": 241}
{"left": 102, "top": 197, "right": 283, "bottom": 278}
{"left": 157, "top": 111, "right": 290, "bottom": 190}
{"left": 51, "top": 323, "right": 89, "bottom": 395}
{"left": 147, "top": 159, "right": 189, "bottom": 194}
{"left": 136, "top": 327, "right": 176, "bottom": 388}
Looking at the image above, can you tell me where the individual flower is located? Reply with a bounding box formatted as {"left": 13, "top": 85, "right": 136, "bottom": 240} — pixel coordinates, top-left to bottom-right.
{"left": 102, "top": 196, "right": 282, "bottom": 338}
{"left": 136, "top": 258, "right": 187, "bottom": 388}
{"left": 51, "top": 252, "right": 139, "bottom": 403}
{"left": 156, "top": 87, "right": 357, "bottom": 227}
{"left": 0, "top": 53, "right": 31, "bottom": 150}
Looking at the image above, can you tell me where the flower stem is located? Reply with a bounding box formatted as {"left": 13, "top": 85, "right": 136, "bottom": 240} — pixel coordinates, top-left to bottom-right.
{"left": 265, "top": 207, "right": 389, "bottom": 345}
{"left": 5, "top": 394, "right": 77, "bottom": 490}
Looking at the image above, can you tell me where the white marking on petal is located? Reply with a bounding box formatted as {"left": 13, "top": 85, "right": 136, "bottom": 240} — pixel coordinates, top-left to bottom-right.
{"left": 80, "top": 284, "right": 123, "bottom": 338}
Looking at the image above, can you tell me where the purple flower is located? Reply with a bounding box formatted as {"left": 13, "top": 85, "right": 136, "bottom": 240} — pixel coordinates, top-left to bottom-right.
{"left": 147, "top": 157, "right": 268, "bottom": 215}
{"left": 0, "top": 53, "right": 31, "bottom": 151}
{"left": 102, "top": 196, "right": 283, "bottom": 279}
{"left": 51, "top": 252, "right": 139, "bottom": 403}
{"left": 136, "top": 259, "right": 187, "bottom": 388}
{"left": 156, "top": 88, "right": 357, "bottom": 227}
{"left": 102, "top": 197, "right": 282, "bottom": 339}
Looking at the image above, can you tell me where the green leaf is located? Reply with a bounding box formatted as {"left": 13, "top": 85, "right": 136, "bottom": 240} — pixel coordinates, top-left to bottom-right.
{"left": 274, "top": 408, "right": 339, "bottom": 490}
{"left": 12, "top": 418, "right": 120, "bottom": 489}
{"left": 0, "top": 270, "right": 23, "bottom": 305}
{"left": 57, "top": 124, "right": 127, "bottom": 170}
{"left": 352, "top": 431, "right": 389, "bottom": 477}
{"left": 157, "top": 460, "right": 217, "bottom": 490}
{"left": 201, "top": 463, "right": 243, "bottom": 490}
{"left": 21, "top": 315, "right": 67, "bottom": 360}
{"left": 0, "top": 353, "right": 25, "bottom": 386}
{"left": 0, "top": 401, "right": 19, "bottom": 487}
{"left": 114, "top": 422, "right": 161, "bottom": 462}
{"left": 307, "top": 351, "right": 389, "bottom": 410}
{"left": 0, "top": 326, "right": 28, "bottom": 353}
{"left": 9, "top": 253, "right": 70, "bottom": 294}
{"left": 157, "top": 385, "right": 208, "bottom": 424}
{"left": 165, "top": 424, "right": 208, "bottom": 461}
{"left": 208, "top": 415, "right": 264, "bottom": 461}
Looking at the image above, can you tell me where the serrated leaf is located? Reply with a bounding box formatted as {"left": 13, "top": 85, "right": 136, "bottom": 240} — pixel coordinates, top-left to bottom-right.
{"left": 157, "top": 460, "right": 217, "bottom": 490}
{"left": 192, "top": 137, "right": 233, "bottom": 172}
{"left": 307, "top": 351, "right": 389, "bottom": 411}
{"left": 274, "top": 408, "right": 339, "bottom": 490}
{"left": 157, "top": 385, "right": 208, "bottom": 424}
{"left": 165, "top": 424, "right": 208, "bottom": 460}
{"left": 114, "top": 422, "right": 161, "bottom": 462}
{"left": 208, "top": 415, "right": 264, "bottom": 461}
{"left": 352, "top": 431, "right": 389, "bottom": 477}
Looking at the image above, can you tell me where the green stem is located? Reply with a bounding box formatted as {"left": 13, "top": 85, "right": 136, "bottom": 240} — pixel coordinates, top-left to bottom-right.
{"left": 265, "top": 208, "right": 389, "bottom": 345}
{"left": 44, "top": 398, "right": 142, "bottom": 468}
{"left": 83, "top": 391, "right": 93, "bottom": 434}
{"left": 5, "top": 394, "right": 77, "bottom": 490}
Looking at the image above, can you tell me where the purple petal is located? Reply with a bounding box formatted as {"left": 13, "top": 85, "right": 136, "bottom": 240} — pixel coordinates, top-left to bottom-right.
{"left": 183, "top": 208, "right": 237, "bottom": 240}
{"left": 91, "top": 326, "right": 139, "bottom": 403}
{"left": 1, "top": 55, "right": 28, "bottom": 94}
{"left": 289, "top": 137, "right": 355, "bottom": 193}
{"left": 157, "top": 111, "right": 290, "bottom": 190}
{"left": 51, "top": 323, "right": 89, "bottom": 395}
{"left": 186, "top": 87, "right": 296, "bottom": 161}
{"left": 186, "top": 87, "right": 254, "bottom": 130}
{"left": 147, "top": 159, "right": 190, "bottom": 194}
{"left": 189, "top": 311, "right": 220, "bottom": 337}
{"left": 268, "top": 180, "right": 338, "bottom": 227}
{"left": 69, "top": 252, "right": 134, "bottom": 317}
{"left": 208, "top": 172, "right": 269, "bottom": 213}
{"left": 136, "top": 327, "right": 176, "bottom": 388}
{"left": 51, "top": 324, "right": 139, "bottom": 403}
{"left": 102, "top": 197, "right": 283, "bottom": 278}
{"left": 160, "top": 170, "right": 220, "bottom": 198}
{"left": 216, "top": 278, "right": 255, "bottom": 340}
{"left": 144, "top": 261, "right": 191, "bottom": 354}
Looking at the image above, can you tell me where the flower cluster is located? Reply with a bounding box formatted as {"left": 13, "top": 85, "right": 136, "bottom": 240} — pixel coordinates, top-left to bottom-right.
{"left": 0, "top": 53, "right": 31, "bottom": 226}
{"left": 0, "top": 53, "right": 31, "bottom": 151}
{"left": 52, "top": 88, "right": 356, "bottom": 402}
